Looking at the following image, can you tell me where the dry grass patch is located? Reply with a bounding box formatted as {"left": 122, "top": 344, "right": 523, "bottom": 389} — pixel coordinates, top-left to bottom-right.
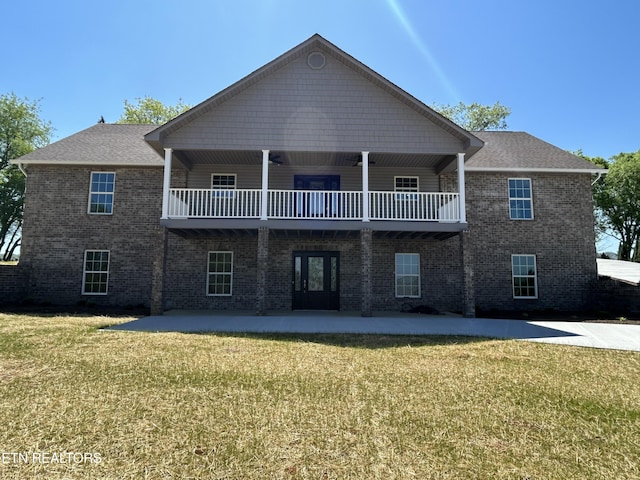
{"left": 0, "top": 313, "right": 638, "bottom": 479}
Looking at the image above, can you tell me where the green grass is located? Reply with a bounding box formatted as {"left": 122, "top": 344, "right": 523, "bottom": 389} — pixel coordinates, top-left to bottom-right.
{"left": 0, "top": 313, "right": 639, "bottom": 479}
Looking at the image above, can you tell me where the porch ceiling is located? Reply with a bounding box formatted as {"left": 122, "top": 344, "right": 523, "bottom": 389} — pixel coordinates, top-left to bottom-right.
{"left": 174, "top": 149, "right": 455, "bottom": 170}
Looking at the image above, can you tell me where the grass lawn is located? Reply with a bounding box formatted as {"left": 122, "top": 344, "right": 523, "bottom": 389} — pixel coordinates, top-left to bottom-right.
{"left": 0, "top": 313, "right": 638, "bottom": 479}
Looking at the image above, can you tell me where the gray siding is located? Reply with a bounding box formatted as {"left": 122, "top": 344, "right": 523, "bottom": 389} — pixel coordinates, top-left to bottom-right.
{"left": 164, "top": 54, "right": 465, "bottom": 154}
{"left": 184, "top": 165, "right": 440, "bottom": 191}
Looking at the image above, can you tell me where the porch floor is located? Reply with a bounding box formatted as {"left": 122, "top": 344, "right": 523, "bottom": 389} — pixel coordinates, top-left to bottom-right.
{"left": 103, "top": 310, "right": 640, "bottom": 352}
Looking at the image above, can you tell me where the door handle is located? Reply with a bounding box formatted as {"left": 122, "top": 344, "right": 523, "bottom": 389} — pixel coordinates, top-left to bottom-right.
{"left": 303, "top": 280, "right": 307, "bottom": 292}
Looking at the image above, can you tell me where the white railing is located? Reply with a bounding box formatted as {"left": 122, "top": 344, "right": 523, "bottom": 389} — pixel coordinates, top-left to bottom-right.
{"left": 268, "top": 190, "right": 362, "bottom": 219}
{"left": 369, "top": 192, "right": 460, "bottom": 222}
{"left": 169, "top": 188, "right": 261, "bottom": 218}
{"left": 168, "top": 188, "right": 460, "bottom": 222}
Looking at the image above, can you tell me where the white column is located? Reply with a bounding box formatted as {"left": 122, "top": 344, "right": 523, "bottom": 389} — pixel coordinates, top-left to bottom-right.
{"left": 261, "top": 149, "right": 269, "bottom": 220}
{"left": 161, "top": 148, "right": 173, "bottom": 219}
{"left": 457, "top": 152, "right": 466, "bottom": 223}
{"left": 361, "top": 151, "right": 370, "bottom": 222}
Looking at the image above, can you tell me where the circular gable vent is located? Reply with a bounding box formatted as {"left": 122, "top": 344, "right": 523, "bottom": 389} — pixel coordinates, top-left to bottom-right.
{"left": 307, "top": 52, "right": 326, "bottom": 69}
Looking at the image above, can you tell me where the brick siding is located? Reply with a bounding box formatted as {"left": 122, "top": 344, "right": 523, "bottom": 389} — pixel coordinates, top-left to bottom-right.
{"left": 464, "top": 172, "right": 598, "bottom": 312}
{"left": 19, "top": 165, "right": 163, "bottom": 307}
{"left": 0, "top": 264, "right": 28, "bottom": 304}
{"left": 18, "top": 165, "right": 600, "bottom": 315}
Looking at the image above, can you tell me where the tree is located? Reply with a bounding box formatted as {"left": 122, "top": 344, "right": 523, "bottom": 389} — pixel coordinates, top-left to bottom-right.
{"left": 591, "top": 150, "right": 640, "bottom": 261}
{"left": 0, "top": 93, "right": 52, "bottom": 261}
{"left": 117, "top": 96, "right": 191, "bottom": 125}
{"left": 431, "top": 101, "right": 511, "bottom": 131}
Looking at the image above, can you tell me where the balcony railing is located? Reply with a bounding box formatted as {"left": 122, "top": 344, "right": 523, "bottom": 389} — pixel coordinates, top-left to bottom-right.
{"left": 168, "top": 188, "right": 461, "bottom": 222}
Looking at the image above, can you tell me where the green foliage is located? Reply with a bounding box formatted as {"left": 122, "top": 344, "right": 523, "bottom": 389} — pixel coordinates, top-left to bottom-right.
{"left": 591, "top": 150, "right": 640, "bottom": 261}
{"left": 0, "top": 93, "right": 52, "bottom": 169}
{"left": 0, "top": 166, "right": 25, "bottom": 260}
{"left": 574, "top": 150, "right": 610, "bottom": 247}
{"left": 0, "top": 93, "right": 52, "bottom": 260}
{"left": 431, "top": 101, "right": 511, "bottom": 131}
{"left": 117, "top": 96, "right": 191, "bottom": 125}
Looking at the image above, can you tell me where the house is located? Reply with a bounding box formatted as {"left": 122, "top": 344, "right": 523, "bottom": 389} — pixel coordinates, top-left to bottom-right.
{"left": 11, "top": 34, "right": 605, "bottom": 316}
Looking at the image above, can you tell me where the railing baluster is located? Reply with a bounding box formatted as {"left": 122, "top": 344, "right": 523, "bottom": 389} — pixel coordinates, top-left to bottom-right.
{"left": 167, "top": 188, "right": 460, "bottom": 222}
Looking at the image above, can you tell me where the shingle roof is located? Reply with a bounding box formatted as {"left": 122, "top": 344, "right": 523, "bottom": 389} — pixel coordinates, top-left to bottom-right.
{"left": 12, "top": 124, "right": 606, "bottom": 174}
{"left": 13, "top": 124, "right": 163, "bottom": 166}
{"left": 466, "top": 131, "right": 605, "bottom": 172}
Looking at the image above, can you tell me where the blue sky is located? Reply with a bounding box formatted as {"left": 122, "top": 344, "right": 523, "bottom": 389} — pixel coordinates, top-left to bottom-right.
{"left": 2, "top": 0, "right": 639, "bottom": 161}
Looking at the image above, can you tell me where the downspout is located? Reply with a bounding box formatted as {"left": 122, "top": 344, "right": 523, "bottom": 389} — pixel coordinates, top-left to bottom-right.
{"left": 591, "top": 172, "right": 603, "bottom": 186}
{"left": 17, "top": 162, "right": 27, "bottom": 177}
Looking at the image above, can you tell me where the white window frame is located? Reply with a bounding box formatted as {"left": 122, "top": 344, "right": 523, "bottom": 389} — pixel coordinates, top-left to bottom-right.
{"left": 394, "top": 176, "right": 419, "bottom": 200}
{"left": 508, "top": 178, "right": 534, "bottom": 220}
{"left": 512, "top": 254, "right": 538, "bottom": 299}
{"left": 82, "top": 250, "right": 110, "bottom": 295}
{"left": 395, "top": 253, "right": 421, "bottom": 298}
{"left": 88, "top": 172, "right": 116, "bottom": 215}
{"left": 207, "top": 251, "right": 233, "bottom": 296}
{"left": 211, "top": 174, "right": 237, "bottom": 198}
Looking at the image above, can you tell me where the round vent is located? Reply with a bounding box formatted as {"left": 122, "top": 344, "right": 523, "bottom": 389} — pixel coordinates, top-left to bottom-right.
{"left": 307, "top": 52, "right": 326, "bottom": 70}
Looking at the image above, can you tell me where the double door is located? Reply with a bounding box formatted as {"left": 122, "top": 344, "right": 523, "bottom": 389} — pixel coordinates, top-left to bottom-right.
{"left": 292, "top": 251, "right": 339, "bottom": 310}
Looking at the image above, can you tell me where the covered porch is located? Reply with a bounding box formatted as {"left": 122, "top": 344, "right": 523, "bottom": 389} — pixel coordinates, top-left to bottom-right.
{"left": 160, "top": 148, "right": 468, "bottom": 230}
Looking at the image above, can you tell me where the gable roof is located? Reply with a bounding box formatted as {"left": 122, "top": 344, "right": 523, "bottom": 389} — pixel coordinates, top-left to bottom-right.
{"left": 466, "top": 131, "right": 606, "bottom": 173}
{"left": 13, "top": 124, "right": 163, "bottom": 166}
{"left": 145, "top": 34, "right": 483, "bottom": 157}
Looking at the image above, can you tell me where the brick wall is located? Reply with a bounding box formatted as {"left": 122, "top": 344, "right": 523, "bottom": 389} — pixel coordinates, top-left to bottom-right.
{"left": 19, "top": 165, "right": 163, "bottom": 307}
{"left": 463, "top": 172, "right": 598, "bottom": 312}
{"left": 0, "top": 264, "right": 28, "bottom": 304}
{"left": 163, "top": 232, "right": 467, "bottom": 314}
{"left": 592, "top": 277, "right": 640, "bottom": 314}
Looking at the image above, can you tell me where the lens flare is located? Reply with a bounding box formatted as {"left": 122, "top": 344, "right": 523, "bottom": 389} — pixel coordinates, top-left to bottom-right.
{"left": 385, "top": 0, "right": 460, "bottom": 102}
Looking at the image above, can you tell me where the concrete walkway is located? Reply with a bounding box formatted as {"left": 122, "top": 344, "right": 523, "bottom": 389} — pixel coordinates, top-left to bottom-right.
{"left": 105, "top": 310, "right": 640, "bottom": 352}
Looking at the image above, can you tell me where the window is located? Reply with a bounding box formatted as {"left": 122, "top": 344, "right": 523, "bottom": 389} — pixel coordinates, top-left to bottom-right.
{"left": 207, "top": 251, "right": 233, "bottom": 296}
{"left": 88, "top": 172, "right": 115, "bottom": 214}
{"left": 512, "top": 254, "right": 538, "bottom": 299}
{"left": 212, "top": 174, "right": 236, "bottom": 198}
{"left": 395, "top": 253, "right": 420, "bottom": 298}
{"left": 508, "top": 178, "right": 533, "bottom": 219}
{"left": 82, "top": 250, "right": 110, "bottom": 295}
{"left": 395, "top": 176, "right": 419, "bottom": 200}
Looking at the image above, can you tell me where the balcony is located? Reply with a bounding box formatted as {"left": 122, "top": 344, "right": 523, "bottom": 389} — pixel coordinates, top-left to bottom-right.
{"left": 167, "top": 188, "right": 461, "bottom": 222}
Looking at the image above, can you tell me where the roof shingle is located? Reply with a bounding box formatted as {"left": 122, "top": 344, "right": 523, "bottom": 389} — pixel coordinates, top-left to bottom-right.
{"left": 466, "top": 131, "right": 604, "bottom": 172}
{"left": 14, "top": 124, "right": 163, "bottom": 166}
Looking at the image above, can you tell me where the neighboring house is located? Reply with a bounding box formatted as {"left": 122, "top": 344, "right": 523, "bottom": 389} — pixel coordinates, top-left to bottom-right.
{"left": 11, "top": 34, "right": 605, "bottom": 316}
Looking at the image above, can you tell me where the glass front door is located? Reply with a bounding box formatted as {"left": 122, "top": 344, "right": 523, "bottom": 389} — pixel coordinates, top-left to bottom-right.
{"left": 292, "top": 251, "right": 340, "bottom": 310}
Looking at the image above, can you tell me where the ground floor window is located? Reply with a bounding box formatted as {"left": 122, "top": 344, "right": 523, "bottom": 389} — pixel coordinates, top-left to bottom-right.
{"left": 512, "top": 254, "right": 538, "bottom": 298}
{"left": 395, "top": 253, "right": 420, "bottom": 297}
{"left": 82, "top": 250, "right": 110, "bottom": 295}
{"left": 207, "top": 251, "right": 233, "bottom": 296}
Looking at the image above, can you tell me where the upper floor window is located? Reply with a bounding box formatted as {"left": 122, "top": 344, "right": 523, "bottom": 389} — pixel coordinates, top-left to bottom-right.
{"left": 512, "top": 254, "right": 538, "bottom": 299}
{"left": 88, "top": 172, "right": 115, "bottom": 214}
{"left": 395, "top": 176, "right": 419, "bottom": 200}
{"left": 395, "top": 253, "right": 421, "bottom": 298}
{"left": 212, "top": 174, "right": 236, "bottom": 198}
{"left": 508, "top": 178, "right": 533, "bottom": 219}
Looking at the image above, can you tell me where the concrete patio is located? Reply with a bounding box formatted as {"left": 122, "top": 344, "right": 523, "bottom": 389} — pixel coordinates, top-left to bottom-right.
{"left": 105, "top": 310, "right": 640, "bottom": 352}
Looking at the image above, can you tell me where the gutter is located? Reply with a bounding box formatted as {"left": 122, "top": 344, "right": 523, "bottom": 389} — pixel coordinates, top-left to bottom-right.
{"left": 465, "top": 167, "right": 607, "bottom": 174}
